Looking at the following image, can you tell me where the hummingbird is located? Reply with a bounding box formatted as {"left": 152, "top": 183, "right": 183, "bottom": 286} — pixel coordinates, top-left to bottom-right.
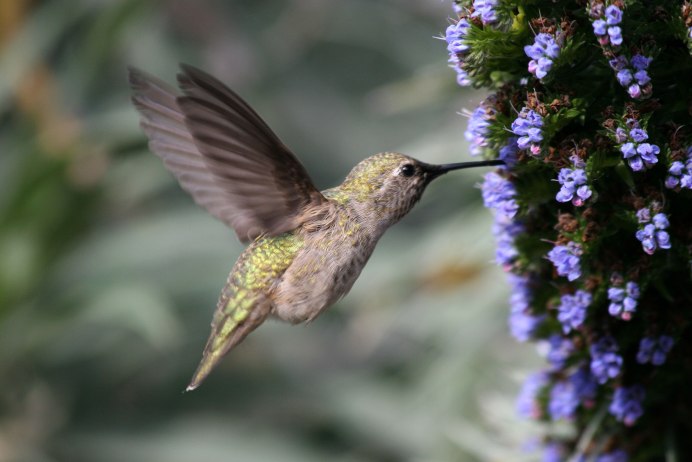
{"left": 128, "top": 64, "right": 502, "bottom": 391}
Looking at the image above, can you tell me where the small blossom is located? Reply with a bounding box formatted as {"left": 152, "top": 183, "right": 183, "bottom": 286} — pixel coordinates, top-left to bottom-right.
{"left": 525, "top": 33, "right": 560, "bottom": 79}
{"left": 618, "top": 125, "right": 660, "bottom": 171}
{"left": 511, "top": 108, "right": 544, "bottom": 154}
{"left": 557, "top": 290, "right": 591, "bottom": 333}
{"left": 609, "top": 385, "right": 645, "bottom": 426}
{"left": 517, "top": 371, "right": 549, "bottom": 419}
{"left": 590, "top": 336, "right": 623, "bottom": 384}
{"left": 608, "top": 26, "right": 623, "bottom": 46}
{"left": 636, "top": 335, "right": 674, "bottom": 365}
{"left": 555, "top": 166, "right": 592, "bottom": 206}
{"left": 471, "top": 0, "right": 498, "bottom": 25}
{"left": 635, "top": 209, "right": 671, "bottom": 254}
{"left": 665, "top": 147, "right": 692, "bottom": 190}
{"left": 605, "top": 5, "right": 623, "bottom": 25}
{"left": 547, "top": 241, "right": 583, "bottom": 281}
{"left": 465, "top": 105, "right": 494, "bottom": 156}
{"left": 608, "top": 281, "right": 639, "bottom": 320}
{"left": 631, "top": 54, "right": 652, "bottom": 70}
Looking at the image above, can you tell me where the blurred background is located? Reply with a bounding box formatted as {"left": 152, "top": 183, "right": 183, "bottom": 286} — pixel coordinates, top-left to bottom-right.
{"left": 0, "top": 1, "right": 544, "bottom": 461}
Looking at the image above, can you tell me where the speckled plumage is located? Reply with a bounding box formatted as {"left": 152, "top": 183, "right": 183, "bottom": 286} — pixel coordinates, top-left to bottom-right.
{"left": 128, "top": 65, "right": 502, "bottom": 390}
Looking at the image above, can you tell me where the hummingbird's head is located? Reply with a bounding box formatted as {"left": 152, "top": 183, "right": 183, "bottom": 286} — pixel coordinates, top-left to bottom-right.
{"left": 340, "top": 152, "right": 448, "bottom": 225}
{"left": 340, "top": 152, "right": 503, "bottom": 226}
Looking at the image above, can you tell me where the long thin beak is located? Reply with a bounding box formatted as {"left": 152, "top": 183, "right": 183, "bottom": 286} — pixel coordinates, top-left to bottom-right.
{"left": 426, "top": 159, "right": 504, "bottom": 179}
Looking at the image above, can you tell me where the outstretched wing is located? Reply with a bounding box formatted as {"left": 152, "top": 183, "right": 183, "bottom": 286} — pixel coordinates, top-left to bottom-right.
{"left": 128, "top": 64, "right": 326, "bottom": 242}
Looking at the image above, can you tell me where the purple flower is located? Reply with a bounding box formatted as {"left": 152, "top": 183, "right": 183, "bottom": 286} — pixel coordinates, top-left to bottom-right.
{"left": 614, "top": 127, "right": 628, "bottom": 143}
{"left": 549, "top": 380, "right": 579, "bottom": 420}
{"left": 608, "top": 26, "right": 623, "bottom": 46}
{"left": 634, "top": 69, "right": 650, "bottom": 85}
{"left": 556, "top": 167, "right": 592, "bottom": 206}
{"left": 666, "top": 149, "right": 692, "bottom": 190}
{"left": 616, "top": 69, "right": 632, "bottom": 86}
{"left": 471, "top": 0, "right": 498, "bottom": 25}
{"left": 512, "top": 109, "right": 544, "bottom": 154}
{"left": 465, "top": 105, "right": 494, "bottom": 156}
{"left": 508, "top": 274, "right": 543, "bottom": 341}
{"left": 636, "top": 207, "right": 651, "bottom": 223}
{"left": 620, "top": 138, "right": 660, "bottom": 171}
{"left": 605, "top": 5, "right": 623, "bottom": 25}
{"left": 524, "top": 33, "right": 560, "bottom": 79}
{"left": 637, "top": 143, "right": 660, "bottom": 164}
{"left": 557, "top": 290, "right": 591, "bottom": 333}
{"left": 609, "top": 385, "right": 645, "bottom": 426}
{"left": 627, "top": 83, "right": 641, "bottom": 99}
{"left": 545, "top": 334, "right": 573, "bottom": 369}
{"left": 590, "top": 336, "right": 622, "bottom": 384}
{"left": 592, "top": 19, "right": 607, "bottom": 35}
{"left": 547, "top": 242, "right": 583, "bottom": 281}
{"left": 609, "top": 55, "right": 628, "bottom": 71}
{"left": 543, "top": 443, "right": 565, "bottom": 462}
{"left": 481, "top": 171, "right": 519, "bottom": 221}
{"left": 597, "top": 449, "right": 629, "bottom": 462}
{"left": 570, "top": 366, "right": 597, "bottom": 403}
{"left": 517, "top": 371, "right": 549, "bottom": 419}
{"left": 608, "top": 281, "right": 639, "bottom": 320}
{"left": 635, "top": 210, "right": 671, "bottom": 254}
{"left": 636, "top": 335, "right": 674, "bottom": 365}
{"left": 445, "top": 19, "right": 472, "bottom": 86}
{"left": 493, "top": 221, "right": 522, "bottom": 267}
{"left": 631, "top": 54, "right": 652, "bottom": 70}
{"left": 499, "top": 137, "right": 519, "bottom": 167}
{"left": 629, "top": 128, "right": 648, "bottom": 142}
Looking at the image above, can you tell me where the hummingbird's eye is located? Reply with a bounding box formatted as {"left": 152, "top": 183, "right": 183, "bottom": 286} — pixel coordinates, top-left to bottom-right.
{"left": 400, "top": 164, "right": 415, "bottom": 177}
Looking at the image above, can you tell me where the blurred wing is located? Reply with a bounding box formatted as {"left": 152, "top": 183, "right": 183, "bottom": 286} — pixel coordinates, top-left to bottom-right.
{"left": 128, "top": 65, "right": 326, "bottom": 242}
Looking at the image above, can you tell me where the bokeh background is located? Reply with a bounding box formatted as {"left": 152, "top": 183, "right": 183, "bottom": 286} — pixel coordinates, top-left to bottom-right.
{"left": 0, "top": 1, "right": 544, "bottom": 461}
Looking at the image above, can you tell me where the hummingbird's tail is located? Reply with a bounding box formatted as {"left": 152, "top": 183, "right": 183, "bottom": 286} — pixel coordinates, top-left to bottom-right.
{"left": 186, "top": 299, "right": 272, "bottom": 391}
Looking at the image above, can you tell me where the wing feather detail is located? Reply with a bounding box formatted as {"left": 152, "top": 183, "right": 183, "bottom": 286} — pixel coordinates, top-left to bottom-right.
{"left": 128, "top": 64, "right": 326, "bottom": 242}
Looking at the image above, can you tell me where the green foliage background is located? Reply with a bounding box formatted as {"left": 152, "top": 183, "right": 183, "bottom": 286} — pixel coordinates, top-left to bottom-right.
{"left": 0, "top": 1, "right": 541, "bottom": 460}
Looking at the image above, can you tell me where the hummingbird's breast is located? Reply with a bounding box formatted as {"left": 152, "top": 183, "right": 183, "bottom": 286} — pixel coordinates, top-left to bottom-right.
{"left": 270, "top": 196, "right": 383, "bottom": 324}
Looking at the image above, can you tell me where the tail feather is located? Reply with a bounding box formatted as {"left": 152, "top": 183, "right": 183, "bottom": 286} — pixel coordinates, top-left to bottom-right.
{"left": 186, "top": 300, "right": 272, "bottom": 391}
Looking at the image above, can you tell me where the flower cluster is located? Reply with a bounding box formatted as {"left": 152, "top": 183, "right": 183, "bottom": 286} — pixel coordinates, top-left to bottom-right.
{"left": 471, "top": 0, "right": 498, "bottom": 26}
{"left": 635, "top": 207, "right": 671, "bottom": 255}
{"left": 607, "top": 279, "right": 639, "bottom": 320}
{"left": 464, "top": 104, "right": 494, "bottom": 156}
{"left": 591, "top": 4, "right": 623, "bottom": 47}
{"left": 547, "top": 241, "right": 582, "bottom": 281}
{"left": 609, "top": 385, "right": 645, "bottom": 426}
{"left": 665, "top": 146, "right": 692, "bottom": 190}
{"left": 557, "top": 290, "right": 591, "bottom": 333}
{"left": 590, "top": 2, "right": 655, "bottom": 99}
{"left": 590, "top": 336, "right": 623, "bottom": 384}
{"left": 511, "top": 108, "right": 543, "bottom": 155}
{"left": 443, "top": 0, "right": 692, "bottom": 458}
{"left": 555, "top": 157, "right": 591, "bottom": 206}
{"left": 444, "top": 18, "right": 471, "bottom": 86}
{"left": 609, "top": 54, "right": 653, "bottom": 99}
{"left": 524, "top": 33, "right": 560, "bottom": 79}
{"left": 614, "top": 120, "right": 660, "bottom": 171}
{"left": 508, "top": 274, "right": 544, "bottom": 342}
{"left": 637, "top": 335, "right": 674, "bottom": 365}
